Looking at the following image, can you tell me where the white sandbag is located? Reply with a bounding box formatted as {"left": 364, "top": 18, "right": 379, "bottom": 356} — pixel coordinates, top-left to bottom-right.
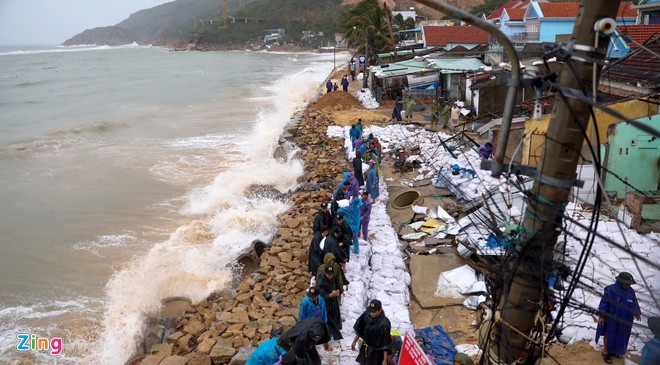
{"left": 455, "top": 344, "right": 481, "bottom": 358}
{"left": 428, "top": 206, "right": 455, "bottom": 223}
{"left": 463, "top": 295, "right": 487, "bottom": 309}
{"left": 434, "top": 275, "right": 465, "bottom": 299}
{"left": 438, "top": 264, "right": 479, "bottom": 295}
{"left": 362, "top": 163, "right": 370, "bottom": 173}
{"left": 337, "top": 199, "right": 350, "bottom": 208}
{"left": 412, "top": 205, "right": 428, "bottom": 215}
{"left": 463, "top": 280, "right": 487, "bottom": 296}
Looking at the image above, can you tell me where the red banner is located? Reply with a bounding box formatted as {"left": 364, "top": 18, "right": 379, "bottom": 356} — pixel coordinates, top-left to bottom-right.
{"left": 398, "top": 333, "right": 434, "bottom": 365}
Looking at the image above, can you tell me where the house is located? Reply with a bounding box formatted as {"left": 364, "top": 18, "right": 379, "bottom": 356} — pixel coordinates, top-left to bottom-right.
{"left": 604, "top": 116, "right": 660, "bottom": 204}
{"left": 468, "top": 60, "right": 563, "bottom": 117}
{"left": 369, "top": 57, "right": 485, "bottom": 102}
{"left": 607, "top": 25, "right": 660, "bottom": 58}
{"left": 521, "top": 2, "right": 636, "bottom": 43}
{"left": 422, "top": 26, "right": 490, "bottom": 50}
{"left": 500, "top": 7, "right": 527, "bottom": 42}
{"left": 633, "top": 0, "right": 660, "bottom": 25}
{"left": 485, "top": 0, "right": 541, "bottom": 24}
{"left": 485, "top": 0, "right": 541, "bottom": 40}
{"left": 602, "top": 34, "right": 660, "bottom": 96}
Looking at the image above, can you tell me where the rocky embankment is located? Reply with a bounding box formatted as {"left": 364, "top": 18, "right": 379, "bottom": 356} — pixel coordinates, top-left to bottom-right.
{"left": 137, "top": 110, "right": 349, "bottom": 365}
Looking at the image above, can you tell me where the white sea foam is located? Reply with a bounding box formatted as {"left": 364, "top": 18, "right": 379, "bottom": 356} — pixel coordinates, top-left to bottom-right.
{"left": 0, "top": 43, "right": 155, "bottom": 57}
{"left": 0, "top": 298, "right": 103, "bottom": 363}
{"left": 72, "top": 234, "right": 146, "bottom": 258}
{"left": 90, "top": 61, "right": 334, "bottom": 365}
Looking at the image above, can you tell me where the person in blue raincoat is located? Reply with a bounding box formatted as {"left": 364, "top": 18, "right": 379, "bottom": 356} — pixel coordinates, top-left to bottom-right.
{"left": 298, "top": 286, "right": 328, "bottom": 323}
{"left": 641, "top": 317, "right": 660, "bottom": 365}
{"left": 246, "top": 337, "right": 287, "bottom": 365}
{"left": 366, "top": 159, "right": 380, "bottom": 200}
{"left": 349, "top": 124, "right": 361, "bottom": 142}
{"left": 338, "top": 197, "right": 362, "bottom": 254}
{"left": 392, "top": 97, "right": 403, "bottom": 121}
{"left": 596, "top": 272, "right": 641, "bottom": 364}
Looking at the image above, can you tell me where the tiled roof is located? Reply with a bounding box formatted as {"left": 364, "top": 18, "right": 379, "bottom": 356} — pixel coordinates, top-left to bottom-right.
{"left": 604, "top": 35, "right": 660, "bottom": 87}
{"left": 617, "top": 2, "right": 637, "bottom": 18}
{"left": 537, "top": 2, "right": 635, "bottom": 19}
{"left": 505, "top": 8, "right": 526, "bottom": 21}
{"left": 537, "top": 3, "right": 580, "bottom": 18}
{"left": 423, "top": 26, "right": 490, "bottom": 47}
{"left": 487, "top": 1, "right": 521, "bottom": 20}
{"left": 619, "top": 25, "right": 660, "bottom": 48}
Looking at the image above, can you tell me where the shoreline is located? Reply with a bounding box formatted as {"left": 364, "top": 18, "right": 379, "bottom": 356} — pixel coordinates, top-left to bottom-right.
{"left": 129, "top": 73, "right": 356, "bottom": 364}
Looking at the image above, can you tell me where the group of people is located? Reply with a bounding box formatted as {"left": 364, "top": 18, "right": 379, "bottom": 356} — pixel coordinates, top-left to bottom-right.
{"left": 391, "top": 96, "right": 462, "bottom": 131}
{"left": 247, "top": 123, "right": 395, "bottom": 365}
{"left": 391, "top": 96, "right": 416, "bottom": 122}
{"left": 304, "top": 123, "right": 395, "bottom": 364}
{"left": 429, "top": 100, "right": 461, "bottom": 131}
{"left": 325, "top": 76, "right": 350, "bottom": 94}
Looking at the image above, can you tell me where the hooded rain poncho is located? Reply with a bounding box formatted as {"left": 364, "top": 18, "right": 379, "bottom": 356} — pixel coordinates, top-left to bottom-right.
{"left": 366, "top": 167, "right": 380, "bottom": 200}
{"left": 277, "top": 318, "right": 330, "bottom": 365}
{"left": 307, "top": 231, "right": 325, "bottom": 275}
{"left": 347, "top": 172, "right": 360, "bottom": 198}
{"left": 338, "top": 198, "right": 362, "bottom": 252}
{"left": 246, "top": 338, "right": 287, "bottom": 365}
{"left": 596, "top": 281, "right": 641, "bottom": 356}
{"left": 298, "top": 295, "right": 327, "bottom": 323}
{"left": 352, "top": 151, "right": 364, "bottom": 186}
{"left": 359, "top": 197, "right": 372, "bottom": 240}
{"left": 317, "top": 252, "right": 347, "bottom": 290}
{"left": 318, "top": 272, "right": 343, "bottom": 340}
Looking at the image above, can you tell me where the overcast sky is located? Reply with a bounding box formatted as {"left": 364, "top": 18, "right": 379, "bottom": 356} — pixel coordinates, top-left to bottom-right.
{"left": 0, "top": 0, "right": 175, "bottom": 45}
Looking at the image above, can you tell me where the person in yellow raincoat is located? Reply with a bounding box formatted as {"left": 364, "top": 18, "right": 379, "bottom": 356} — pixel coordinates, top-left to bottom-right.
{"left": 405, "top": 96, "right": 415, "bottom": 122}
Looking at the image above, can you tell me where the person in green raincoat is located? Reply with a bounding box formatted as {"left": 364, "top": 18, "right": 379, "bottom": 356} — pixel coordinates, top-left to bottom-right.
{"left": 362, "top": 149, "right": 380, "bottom": 177}
{"left": 431, "top": 99, "right": 440, "bottom": 128}
{"left": 441, "top": 101, "right": 451, "bottom": 129}
{"left": 405, "top": 96, "right": 415, "bottom": 122}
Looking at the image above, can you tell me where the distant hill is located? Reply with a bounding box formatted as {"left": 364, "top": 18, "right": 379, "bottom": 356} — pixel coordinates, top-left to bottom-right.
{"left": 63, "top": 0, "right": 490, "bottom": 47}
{"left": 63, "top": 0, "right": 252, "bottom": 46}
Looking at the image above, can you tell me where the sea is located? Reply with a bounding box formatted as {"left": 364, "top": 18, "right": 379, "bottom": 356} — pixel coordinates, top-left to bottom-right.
{"left": 0, "top": 43, "right": 343, "bottom": 364}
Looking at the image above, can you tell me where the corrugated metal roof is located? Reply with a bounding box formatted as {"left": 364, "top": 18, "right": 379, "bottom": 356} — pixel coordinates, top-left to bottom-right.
{"left": 371, "top": 59, "right": 438, "bottom": 78}
{"left": 429, "top": 58, "right": 486, "bottom": 74}
{"left": 376, "top": 46, "right": 437, "bottom": 59}
{"left": 371, "top": 57, "right": 486, "bottom": 78}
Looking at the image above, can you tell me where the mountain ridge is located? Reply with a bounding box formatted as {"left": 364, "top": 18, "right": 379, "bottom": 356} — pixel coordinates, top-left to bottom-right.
{"left": 63, "top": 0, "right": 488, "bottom": 47}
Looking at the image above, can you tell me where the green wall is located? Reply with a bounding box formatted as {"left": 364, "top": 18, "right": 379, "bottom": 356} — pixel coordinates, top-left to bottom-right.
{"left": 605, "top": 115, "right": 660, "bottom": 200}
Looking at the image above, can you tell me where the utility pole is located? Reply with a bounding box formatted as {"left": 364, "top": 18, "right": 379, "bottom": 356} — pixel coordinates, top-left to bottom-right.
{"left": 487, "top": 1, "right": 621, "bottom": 363}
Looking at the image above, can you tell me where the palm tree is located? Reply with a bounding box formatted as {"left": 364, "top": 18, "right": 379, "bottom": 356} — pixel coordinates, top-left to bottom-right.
{"left": 340, "top": 0, "right": 393, "bottom": 62}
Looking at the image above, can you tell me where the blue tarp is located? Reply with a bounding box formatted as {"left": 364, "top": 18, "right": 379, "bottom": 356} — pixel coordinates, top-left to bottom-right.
{"left": 415, "top": 325, "right": 457, "bottom": 365}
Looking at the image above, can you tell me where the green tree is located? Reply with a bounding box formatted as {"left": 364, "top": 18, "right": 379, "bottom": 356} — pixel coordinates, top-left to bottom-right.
{"left": 340, "top": 0, "right": 393, "bottom": 61}
{"left": 391, "top": 13, "right": 416, "bottom": 32}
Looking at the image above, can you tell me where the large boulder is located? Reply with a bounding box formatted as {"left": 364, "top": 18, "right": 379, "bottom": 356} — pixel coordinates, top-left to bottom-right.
{"left": 228, "top": 346, "right": 255, "bottom": 365}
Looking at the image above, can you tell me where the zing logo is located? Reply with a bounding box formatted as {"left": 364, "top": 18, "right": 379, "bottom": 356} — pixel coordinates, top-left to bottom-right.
{"left": 16, "top": 334, "right": 62, "bottom": 356}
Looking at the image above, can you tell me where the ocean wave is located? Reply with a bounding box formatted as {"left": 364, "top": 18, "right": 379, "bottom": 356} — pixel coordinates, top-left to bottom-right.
{"left": 72, "top": 233, "right": 146, "bottom": 258}
{"left": 0, "top": 298, "right": 103, "bottom": 363}
{"left": 90, "top": 58, "right": 334, "bottom": 365}
{"left": 0, "top": 121, "right": 126, "bottom": 157}
{"left": 148, "top": 135, "right": 248, "bottom": 185}
{"left": 0, "top": 43, "right": 156, "bottom": 57}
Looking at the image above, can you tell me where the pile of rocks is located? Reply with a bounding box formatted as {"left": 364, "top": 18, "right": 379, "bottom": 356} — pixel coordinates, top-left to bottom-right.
{"left": 137, "top": 110, "right": 349, "bottom": 365}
